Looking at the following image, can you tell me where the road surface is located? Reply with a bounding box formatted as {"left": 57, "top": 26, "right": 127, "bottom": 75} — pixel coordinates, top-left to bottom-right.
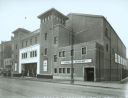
{"left": 0, "top": 78, "right": 127, "bottom": 98}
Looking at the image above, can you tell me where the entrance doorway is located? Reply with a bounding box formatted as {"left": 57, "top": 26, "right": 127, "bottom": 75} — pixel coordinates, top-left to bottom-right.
{"left": 84, "top": 68, "right": 94, "bottom": 81}
{"left": 22, "top": 63, "right": 37, "bottom": 77}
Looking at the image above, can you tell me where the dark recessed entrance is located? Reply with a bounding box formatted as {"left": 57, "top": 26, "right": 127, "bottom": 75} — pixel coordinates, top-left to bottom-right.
{"left": 22, "top": 63, "right": 37, "bottom": 77}
{"left": 84, "top": 68, "right": 94, "bottom": 81}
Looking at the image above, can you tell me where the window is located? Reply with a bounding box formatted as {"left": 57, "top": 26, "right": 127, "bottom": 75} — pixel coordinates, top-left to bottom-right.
{"left": 14, "top": 63, "right": 17, "bottom": 71}
{"left": 45, "top": 48, "right": 47, "bottom": 55}
{"left": 30, "top": 51, "right": 32, "bottom": 57}
{"left": 59, "top": 51, "right": 65, "bottom": 57}
{"left": 63, "top": 68, "right": 65, "bottom": 73}
{"left": 45, "top": 33, "right": 47, "bottom": 40}
{"left": 71, "top": 49, "right": 74, "bottom": 56}
{"left": 82, "top": 47, "right": 86, "bottom": 54}
{"left": 54, "top": 68, "right": 57, "bottom": 73}
{"left": 106, "top": 44, "right": 109, "bottom": 52}
{"left": 59, "top": 52, "right": 62, "bottom": 57}
{"left": 62, "top": 51, "right": 65, "bottom": 57}
{"left": 59, "top": 68, "right": 62, "bottom": 73}
{"left": 121, "top": 56, "right": 123, "bottom": 65}
{"left": 115, "top": 53, "right": 118, "bottom": 63}
{"left": 33, "top": 51, "right": 35, "bottom": 57}
{"left": 25, "top": 53, "right": 27, "bottom": 58}
{"left": 54, "top": 36, "right": 57, "bottom": 44}
{"left": 35, "top": 51, "right": 37, "bottom": 57}
{"left": 43, "top": 60, "right": 47, "bottom": 71}
{"left": 118, "top": 55, "right": 121, "bottom": 64}
{"left": 67, "top": 68, "right": 70, "bottom": 74}
{"left": 54, "top": 55, "right": 57, "bottom": 62}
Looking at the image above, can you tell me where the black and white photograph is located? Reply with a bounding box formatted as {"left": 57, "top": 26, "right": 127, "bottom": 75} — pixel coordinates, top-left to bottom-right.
{"left": 0, "top": 0, "right": 128, "bottom": 98}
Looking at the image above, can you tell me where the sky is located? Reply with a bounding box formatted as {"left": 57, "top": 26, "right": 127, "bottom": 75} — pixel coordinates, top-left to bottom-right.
{"left": 0, "top": 0, "right": 128, "bottom": 57}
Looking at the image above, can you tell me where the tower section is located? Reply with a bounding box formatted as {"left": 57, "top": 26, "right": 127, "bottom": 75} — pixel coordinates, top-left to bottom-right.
{"left": 38, "top": 8, "right": 68, "bottom": 78}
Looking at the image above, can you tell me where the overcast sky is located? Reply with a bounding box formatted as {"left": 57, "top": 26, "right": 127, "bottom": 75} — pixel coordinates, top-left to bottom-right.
{"left": 0, "top": 0, "right": 128, "bottom": 57}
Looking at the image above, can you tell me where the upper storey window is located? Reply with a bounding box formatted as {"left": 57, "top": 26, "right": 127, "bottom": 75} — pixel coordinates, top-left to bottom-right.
{"left": 45, "top": 33, "right": 47, "bottom": 40}
{"left": 42, "top": 15, "right": 51, "bottom": 23}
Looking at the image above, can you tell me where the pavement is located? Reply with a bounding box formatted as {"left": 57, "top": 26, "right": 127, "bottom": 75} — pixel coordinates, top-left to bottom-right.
{"left": 2, "top": 76, "right": 126, "bottom": 89}
{"left": 1, "top": 78, "right": 126, "bottom": 98}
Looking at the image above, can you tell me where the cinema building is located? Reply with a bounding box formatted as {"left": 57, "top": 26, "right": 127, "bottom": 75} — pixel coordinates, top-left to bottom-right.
{"left": 2, "top": 8, "right": 127, "bottom": 81}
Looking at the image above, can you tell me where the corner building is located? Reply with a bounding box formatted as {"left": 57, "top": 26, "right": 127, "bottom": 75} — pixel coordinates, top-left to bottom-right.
{"left": 11, "top": 8, "right": 127, "bottom": 81}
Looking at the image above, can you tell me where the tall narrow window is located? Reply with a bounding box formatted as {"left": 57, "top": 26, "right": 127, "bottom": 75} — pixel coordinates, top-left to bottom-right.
{"left": 45, "top": 48, "right": 47, "bottom": 55}
{"left": 59, "top": 52, "right": 61, "bottom": 57}
{"left": 35, "top": 51, "right": 37, "bottom": 57}
{"left": 82, "top": 47, "right": 86, "bottom": 54}
{"left": 54, "top": 68, "right": 57, "bottom": 73}
{"left": 54, "top": 55, "right": 57, "bottom": 62}
{"left": 105, "top": 28, "right": 108, "bottom": 38}
{"left": 54, "top": 36, "right": 57, "bottom": 44}
{"left": 63, "top": 68, "right": 65, "bottom": 73}
{"left": 33, "top": 51, "right": 35, "bottom": 57}
{"left": 67, "top": 68, "right": 70, "bottom": 74}
{"left": 59, "top": 68, "right": 62, "bottom": 73}
{"left": 62, "top": 51, "right": 65, "bottom": 57}
{"left": 14, "top": 63, "right": 17, "bottom": 71}
{"left": 30, "top": 51, "right": 32, "bottom": 57}
{"left": 45, "top": 33, "right": 47, "bottom": 40}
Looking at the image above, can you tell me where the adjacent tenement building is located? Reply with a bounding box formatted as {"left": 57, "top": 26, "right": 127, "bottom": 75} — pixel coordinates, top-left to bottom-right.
{"left": 0, "top": 8, "right": 127, "bottom": 81}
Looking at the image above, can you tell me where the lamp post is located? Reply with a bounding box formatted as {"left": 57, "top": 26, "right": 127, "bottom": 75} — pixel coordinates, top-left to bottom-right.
{"left": 71, "top": 27, "right": 74, "bottom": 84}
{"left": 11, "top": 60, "right": 13, "bottom": 78}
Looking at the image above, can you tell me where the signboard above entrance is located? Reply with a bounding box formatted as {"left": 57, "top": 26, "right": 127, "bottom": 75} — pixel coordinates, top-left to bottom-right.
{"left": 61, "top": 59, "right": 92, "bottom": 65}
